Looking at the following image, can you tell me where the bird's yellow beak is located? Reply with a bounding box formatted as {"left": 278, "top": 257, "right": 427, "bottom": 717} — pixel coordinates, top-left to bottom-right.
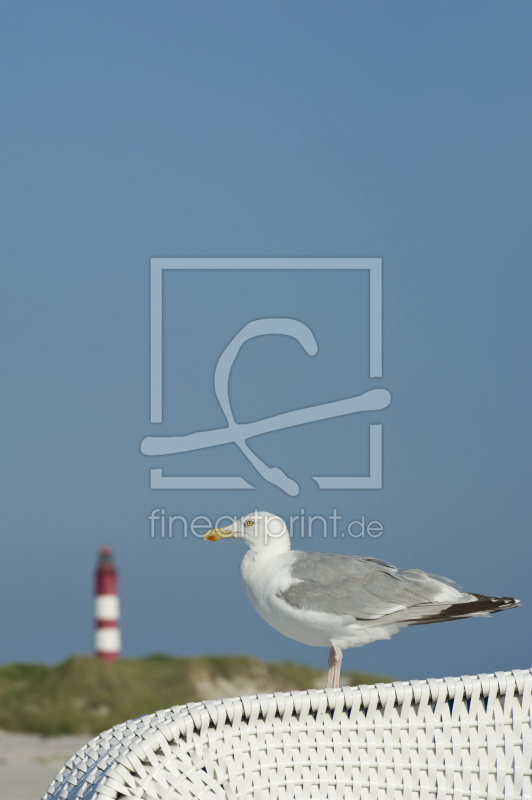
{"left": 205, "top": 528, "right": 233, "bottom": 542}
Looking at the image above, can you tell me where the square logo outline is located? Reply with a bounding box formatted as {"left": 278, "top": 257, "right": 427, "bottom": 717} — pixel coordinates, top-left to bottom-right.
{"left": 146, "top": 257, "right": 385, "bottom": 491}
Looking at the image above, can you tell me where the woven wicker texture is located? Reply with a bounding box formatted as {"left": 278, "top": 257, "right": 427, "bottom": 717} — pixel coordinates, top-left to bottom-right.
{"left": 42, "top": 669, "right": 532, "bottom": 800}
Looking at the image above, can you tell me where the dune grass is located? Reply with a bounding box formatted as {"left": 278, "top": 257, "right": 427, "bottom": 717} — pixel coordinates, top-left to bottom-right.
{"left": 0, "top": 654, "right": 392, "bottom": 735}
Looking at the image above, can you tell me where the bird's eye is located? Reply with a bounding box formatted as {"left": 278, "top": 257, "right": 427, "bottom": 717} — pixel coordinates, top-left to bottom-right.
{"left": 245, "top": 520, "right": 254, "bottom": 527}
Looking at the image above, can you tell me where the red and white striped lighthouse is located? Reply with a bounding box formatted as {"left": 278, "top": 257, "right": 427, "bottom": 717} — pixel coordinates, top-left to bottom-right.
{"left": 94, "top": 546, "right": 121, "bottom": 662}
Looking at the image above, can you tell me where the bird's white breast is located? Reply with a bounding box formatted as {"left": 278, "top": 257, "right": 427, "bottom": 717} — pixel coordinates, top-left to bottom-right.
{"left": 239, "top": 550, "right": 368, "bottom": 648}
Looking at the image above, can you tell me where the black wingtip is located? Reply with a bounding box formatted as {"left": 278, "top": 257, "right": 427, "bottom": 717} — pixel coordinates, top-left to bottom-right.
{"left": 408, "top": 593, "right": 520, "bottom": 627}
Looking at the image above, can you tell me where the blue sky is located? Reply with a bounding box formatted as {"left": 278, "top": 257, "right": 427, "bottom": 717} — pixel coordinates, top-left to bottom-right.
{"left": 0, "top": 1, "right": 530, "bottom": 681}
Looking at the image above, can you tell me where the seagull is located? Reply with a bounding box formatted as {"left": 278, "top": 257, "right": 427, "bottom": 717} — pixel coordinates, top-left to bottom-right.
{"left": 206, "top": 511, "right": 519, "bottom": 688}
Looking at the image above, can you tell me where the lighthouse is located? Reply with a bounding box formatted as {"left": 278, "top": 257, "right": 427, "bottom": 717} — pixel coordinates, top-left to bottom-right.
{"left": 94, "top": 546, "right": 121, "bottom": 662}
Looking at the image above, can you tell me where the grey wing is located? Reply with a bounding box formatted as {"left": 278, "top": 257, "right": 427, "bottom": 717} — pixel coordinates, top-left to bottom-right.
{"left": 278, "top": 552, "right": 519, "bottom": 625}
{"left": 278, "top": 552, "right": 448, "bottom": 619}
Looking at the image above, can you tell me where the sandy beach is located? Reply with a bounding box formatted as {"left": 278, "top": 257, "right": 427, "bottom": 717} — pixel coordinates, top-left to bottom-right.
{"left": 0, "top": 730, "right": 88, "bottom": 800}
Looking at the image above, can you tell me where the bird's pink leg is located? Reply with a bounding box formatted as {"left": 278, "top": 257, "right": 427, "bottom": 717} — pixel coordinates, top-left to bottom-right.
{"left": 326, "top": 645, "right": 343, "bottom": 688}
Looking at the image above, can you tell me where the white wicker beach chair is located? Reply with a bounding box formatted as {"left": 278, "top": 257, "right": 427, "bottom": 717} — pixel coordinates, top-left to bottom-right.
{"left": 42, "top": 669, "right": 532, "bottom": 800}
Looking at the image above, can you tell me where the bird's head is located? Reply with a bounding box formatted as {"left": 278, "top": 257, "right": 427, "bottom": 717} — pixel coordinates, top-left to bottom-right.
{"left": 205, "top": 511, "right": 291, "bottom": 554}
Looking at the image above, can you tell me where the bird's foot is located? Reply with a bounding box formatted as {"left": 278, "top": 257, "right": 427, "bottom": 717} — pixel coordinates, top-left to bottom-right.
{"left": 326, "top": 645, "right": 343, "bottom": 689}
